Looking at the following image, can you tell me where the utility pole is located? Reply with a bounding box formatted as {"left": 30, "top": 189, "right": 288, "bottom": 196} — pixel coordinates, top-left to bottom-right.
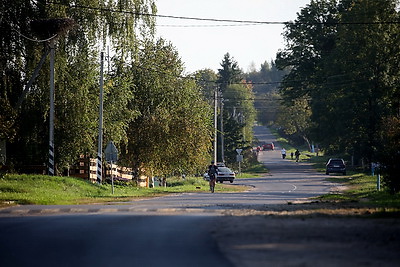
{"left": 220, "top": 92, "right": 225, "bottom": 163}
{"left": 97, "top": 52, "right": 104, "bottom": 184}
{"left": 48, "top": 39, "right": 55, "bottom": 176}
{"left": 214, "top": 87, "right": 218, "bottom": 163}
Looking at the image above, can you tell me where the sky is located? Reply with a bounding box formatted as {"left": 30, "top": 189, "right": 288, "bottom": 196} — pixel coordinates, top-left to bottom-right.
{"left": 155, "top": 0, "right": 311, "bottom": 73}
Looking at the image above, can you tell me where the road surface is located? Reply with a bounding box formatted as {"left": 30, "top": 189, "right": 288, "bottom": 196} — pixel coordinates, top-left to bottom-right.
{"left": 0, "top": 126, "right": 333, "bottom": 216}
{"left": 0, "top": 125, "right": 359, "bottom": 267}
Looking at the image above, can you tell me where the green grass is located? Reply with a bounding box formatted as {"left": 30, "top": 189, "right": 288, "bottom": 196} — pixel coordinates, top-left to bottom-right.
{"left": 268, "top": 128, "right": 400, "bottom": 210}
{"left": 313, "top": 165, "right": 400, "bottom": 209}
{"left": 235, "top": 161, "right": 269, "bottom": 178}
{"left": 299, "top": 154, "right": 400, "bottom": 208}
{"left": 0, "top": 174, "right": 245, "bottom": 206}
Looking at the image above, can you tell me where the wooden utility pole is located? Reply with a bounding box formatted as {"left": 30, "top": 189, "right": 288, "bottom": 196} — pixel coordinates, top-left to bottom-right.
{"left": 214, "top": 87, "right": 218, "bottom": 163}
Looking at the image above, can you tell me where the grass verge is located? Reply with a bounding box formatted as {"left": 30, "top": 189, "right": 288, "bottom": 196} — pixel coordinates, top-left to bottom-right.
{"left": 0, "top": 174, "right": 245, "bottom": 206}
{"left": 317, "top": 173, "right": 400, "bottom": 208}
{"left": 306, "top": 156, "right": 400, "bottom": 212}
{"left": 269, "top": 127, "right": 400, "bottom": 214}
{"left": 237, "top": 161, "right": 269, "bottom": 178}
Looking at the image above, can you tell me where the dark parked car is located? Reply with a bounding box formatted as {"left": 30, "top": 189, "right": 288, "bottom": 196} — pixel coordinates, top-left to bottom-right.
{"left": 326, "top": 158, "right": 346, "bottom": 175}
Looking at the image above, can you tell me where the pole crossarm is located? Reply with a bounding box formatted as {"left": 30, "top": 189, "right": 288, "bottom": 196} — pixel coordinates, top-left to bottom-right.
{"left": 15, "top": 47, "right": 51, "bottom": 110}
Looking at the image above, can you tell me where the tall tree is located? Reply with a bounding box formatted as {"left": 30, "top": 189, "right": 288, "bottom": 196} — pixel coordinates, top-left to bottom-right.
{"left": 194, "top": 68, "right": 218, "bottom": 103}
{"left": 217, "top": 54, "right": 255, "bottom": 163}
{"left": 222, "top": 83, "right": 256, "bottom": 164}
{"left": 276, "top": 0, "right": 400, "bottom": 192}
{"left": 121, "top": 39, "right": 212, "bottom": 177}
{"left": 244, "top": 60, "right": 287, "bottom": 125}
{"left": 323, "top": 0, "right": 400, "bottom": 162}
{"left": 276, "top": 97, "right": 313, "bottom": 150}
{"left": 0, "top": 0, "right": 156, "bottom": 173}
{"left": 217, "top": 53, "right": 242, "bottom": 92}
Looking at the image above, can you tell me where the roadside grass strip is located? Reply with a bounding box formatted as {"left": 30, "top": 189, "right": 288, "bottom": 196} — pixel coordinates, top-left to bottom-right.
{"left": 0, "top": 174, "right": 245, "bottom": 206}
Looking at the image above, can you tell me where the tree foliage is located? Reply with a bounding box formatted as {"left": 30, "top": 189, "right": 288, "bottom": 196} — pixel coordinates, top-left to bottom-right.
{"left": 120, "top": 39, "right": 212, "bottom": 177}
{"left": 244, "top": 61, "right": 287, "bottom": 126}
{"left": 276, "top": 0, "right": 400, "bottom": 192}
{"left": 217, "top": 54, "right": 256, "bottom": 164}
{"left": 0, "top": 1, "right": 213, "bottom": 178}
{"left": 217, "top": 53, "right": 242, "bottom": 92}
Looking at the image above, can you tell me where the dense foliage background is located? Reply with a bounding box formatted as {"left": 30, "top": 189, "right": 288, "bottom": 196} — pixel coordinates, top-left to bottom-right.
{"left": 0, "top": 0, "right": 214, "bottom": 178}
{"left": 275, "top": 0, "right": 400, "bottom": 192}
{"left": 2, "top": 0, "right": 399, "bottom": 193}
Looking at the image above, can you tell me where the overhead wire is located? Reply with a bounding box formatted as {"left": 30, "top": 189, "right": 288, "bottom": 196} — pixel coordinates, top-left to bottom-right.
{"left": 43, "top": 1, "right": 392, "bottom": 101}
{"left": 47, "top": 1, "right": 287, "bottom": 25}
{"left": 46, "top": 1, "right": 400, "bottom": 26}
{"left": 156, "top": 23, "right": 264, "bottom": 28}
{"left": 1, "top": 17, "right": 59, "bottom": 43}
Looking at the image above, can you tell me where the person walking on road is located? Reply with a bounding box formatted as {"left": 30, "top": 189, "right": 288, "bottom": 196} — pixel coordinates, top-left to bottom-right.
{"left": 281, "top": 148, "right": 286, "bottom": 159}
{"left": 295, "top": 149, "right": 300, "bottom": 162}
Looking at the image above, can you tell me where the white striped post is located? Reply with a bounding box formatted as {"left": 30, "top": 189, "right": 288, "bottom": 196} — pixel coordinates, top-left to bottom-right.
{"left": 48, "top": 141, "right": 54, "bottom": 176}
{"left": 48, "top": 39, "right": 55, "bottom": 176}
{"left": 96, "top": 152, "right": 102, "bottom": 183}
{"left": 97, "top": 52, "right": 104, "bottom": 183}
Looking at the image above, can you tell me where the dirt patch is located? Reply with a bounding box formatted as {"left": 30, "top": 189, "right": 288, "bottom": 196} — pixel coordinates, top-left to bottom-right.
{"left": 213, "top": 204, "right": 400, "bottom": 267}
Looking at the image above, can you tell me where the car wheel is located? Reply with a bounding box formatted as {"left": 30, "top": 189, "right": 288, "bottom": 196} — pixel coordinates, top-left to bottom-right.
{"left": 343, "top": 172, "right": 346, "bottom": 175}
{"left": 326, "top": 172, "right": 329, "bottom": 175}
{"left": 220, "top": 181, "right": 223, "bottom": 183}
{"left": 230, "top": 180, "right": 233, "bottom": 183}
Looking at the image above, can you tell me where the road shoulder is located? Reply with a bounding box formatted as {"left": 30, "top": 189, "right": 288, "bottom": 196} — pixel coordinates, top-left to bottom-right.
{"left": 212, "top": 204, "right": 400, "bottom": 267}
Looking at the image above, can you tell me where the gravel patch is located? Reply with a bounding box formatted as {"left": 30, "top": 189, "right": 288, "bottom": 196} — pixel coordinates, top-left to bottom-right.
{"left": 213, "top": 204, "right": 400, "bottom": 267}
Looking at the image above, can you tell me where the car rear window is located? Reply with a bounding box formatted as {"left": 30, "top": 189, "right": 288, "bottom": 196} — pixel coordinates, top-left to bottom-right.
{"left": 218, "top": 167, "right": 231, "bottom": 172}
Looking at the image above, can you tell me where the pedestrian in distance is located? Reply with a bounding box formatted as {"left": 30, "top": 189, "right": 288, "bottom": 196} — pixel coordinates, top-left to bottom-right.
{"left": 295, "top": 149, "right": 300, "bottom": 162}
{"left": 281, "top": 148, "right": 286, "bottom": 159}
{"left": 291, "top": 152, "right": 294, "bottom": 160}
{"left": 207, "top": 161, "right": 218, "bottom": 193}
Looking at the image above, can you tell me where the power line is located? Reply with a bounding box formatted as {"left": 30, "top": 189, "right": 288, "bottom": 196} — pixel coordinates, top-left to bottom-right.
{"left": 156, "top": 23, "right": 264, "bottom": 28}
{"left": 47, "top": 1, "right": 400, "bottom": 26}
{"left": 2, "top": 17, "right": 59, "bottom": 43}
{"left": 47, "top": 1, "right": 286, "bottom": 25}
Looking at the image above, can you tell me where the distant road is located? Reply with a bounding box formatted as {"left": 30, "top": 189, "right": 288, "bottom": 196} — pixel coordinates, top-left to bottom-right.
{"left": 0, "top": 125, "right": 335, "bottom": 267}
{"left": 1, "top": 126, "right": 333, "bottom": 216}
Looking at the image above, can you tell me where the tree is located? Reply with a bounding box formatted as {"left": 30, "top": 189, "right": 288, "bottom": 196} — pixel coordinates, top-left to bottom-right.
{"left": 121, "top": 39, "right": 212, "bottom": 177}
{"left": 217, "top": 54, "right": 256, "bottom": 163}
{"left": 276, "top": 97, "right": 313, "bottom": 150}
{"left": 0, "top": 0, "right": 156, "bottom": 173}
{"left": 193, "top": 55, "right": 257, "bottom": 165}
{"left": 244, "top": 60, "right": 287, "bottom": 126}
{"left": 323, "top": 0, "right": 400, "bottom": 163}
{"left": 194, "top": 68, "right": 218, "bottom": 103}
{"left": 217, "top": 53, "right": 242, "bottom": 92}
{"left": 222, "top": 83, "right": 256, "bottom": 164}
{"left": 377, "top": 116, "right": 400, "bottom": 193}
{"left": 276, "top": 0, "right": 400, "bottom": 192}
{"left": 276, "top": 0, "right": 340, "bottom": 151}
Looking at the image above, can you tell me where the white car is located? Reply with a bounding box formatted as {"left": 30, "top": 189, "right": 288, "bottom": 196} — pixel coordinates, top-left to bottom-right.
{"left": 204, "top": 166, "right": 235, "bottom": 183}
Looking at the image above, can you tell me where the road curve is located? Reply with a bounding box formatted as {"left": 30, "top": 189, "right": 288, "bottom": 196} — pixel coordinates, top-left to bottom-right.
{"left": 0, "top": 125, "right": 339, "bottom": 267}
{"left": 0, "top": 126, "right": 334, "bottom": 217}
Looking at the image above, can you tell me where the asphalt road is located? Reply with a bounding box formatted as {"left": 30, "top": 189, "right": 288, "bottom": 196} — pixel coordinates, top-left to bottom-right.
{"left": 0, "top": 125, "right": 336, "bottom": 267}
{"left": 0, "top": 214, "right": 232, "bottom": 267}
{"left": 0, "top": 127, "right": 333, "bottom": 215}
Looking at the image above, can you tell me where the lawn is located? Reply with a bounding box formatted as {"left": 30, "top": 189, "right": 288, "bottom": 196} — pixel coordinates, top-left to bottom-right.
{"left": 0, "top": 174, "right": 245, "bottom": 206}
{"left": 306, "top": 156, "right": 400, "bottom": 209}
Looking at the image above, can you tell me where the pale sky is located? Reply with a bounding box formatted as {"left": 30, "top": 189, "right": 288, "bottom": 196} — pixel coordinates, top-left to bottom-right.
{"left": 155, "top": 0, "right": 311, "bottom": 73}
